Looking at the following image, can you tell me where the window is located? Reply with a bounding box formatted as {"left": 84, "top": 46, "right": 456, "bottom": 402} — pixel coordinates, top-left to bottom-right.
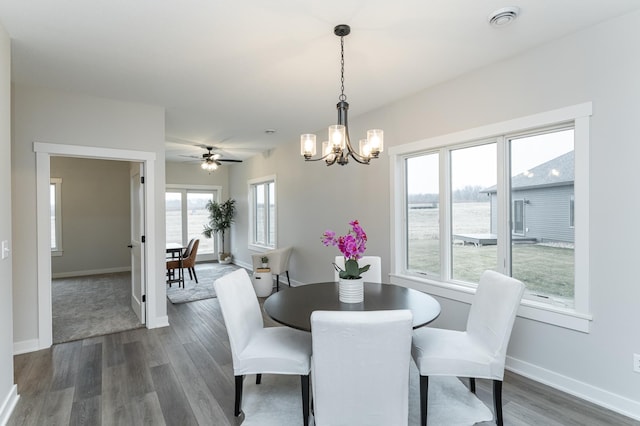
{"left": 249, "top": 175, "right": 276, "bottom": 249}
{"left": 165, "top": 185, "right": 220, "bottom": 260}
{"left": 390, "top": 103, "right": 591, "bottom": 332}
{"left": 50, "top": 178, "right": 63, "bottom": 256}
{"left": 406, "top": 153, "right": 439, "bottom": 275}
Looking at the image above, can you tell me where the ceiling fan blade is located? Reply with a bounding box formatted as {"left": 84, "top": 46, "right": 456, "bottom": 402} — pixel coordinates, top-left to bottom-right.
{"left": 217, "top": 159, "right": 243, "bottom": 163}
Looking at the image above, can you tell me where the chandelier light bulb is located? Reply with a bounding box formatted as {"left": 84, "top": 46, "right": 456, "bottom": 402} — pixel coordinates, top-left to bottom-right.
{"left": 359, "top": 139, "right": 372, "bottom": 159}
{"left": 300, "top": 134, "right": 317, "bottom": 158}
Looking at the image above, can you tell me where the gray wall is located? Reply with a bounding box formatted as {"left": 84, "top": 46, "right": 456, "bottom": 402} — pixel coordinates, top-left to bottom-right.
{"left": 166, "top": 160, "right": 229, "bottom": 193}
{"left": 50, "top": 157, "right": 131, "bottom": 276}
{"left": 0, "top": 22, "right": 16, "bottom": 423}
{"left": 228, "top": 10, "right": 640, "bottom": 418}
{"left": 12, "top": 85, "right": 166, "bottom": 347}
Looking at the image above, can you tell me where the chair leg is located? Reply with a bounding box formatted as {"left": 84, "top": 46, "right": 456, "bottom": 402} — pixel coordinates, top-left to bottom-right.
{"left": 276, "top": 275, "right": 280, "bottom": 292}
{"left": 470, "top": 377, "right": 476, "bottom": 393}
{"left": 286, "top": 270, "right": 291, "bottom": 287}
{"left": 187, "top": 267, "right": 193, "bottom": 280}
{"left": 301, "top": 375, "right": 310, "bottom": 426}
{"left": 419, "top": 375, "right": 429, "bottom": 426}
{"left": 256, "top": 374, "right": 262, "bottom": 384}
{"left": 493, "top": 379, "right": 504, "bottom": 426}
{"left": 234, "top": 375, "right": 243, "bottom": 416}
{"left": 192, "top": 267, "right": 198, "bottom": 283}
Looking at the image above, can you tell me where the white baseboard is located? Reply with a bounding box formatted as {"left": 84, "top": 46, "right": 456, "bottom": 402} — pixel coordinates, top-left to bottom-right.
{"left": 0, "top": 384, "right": 19, "bottom": 426}
{"left": 13, "top": 339, "right": 40, "bottom": 355}
{"left": 147, "top": 315, "right": 169, "bottom": 329}
{"left": 234, "top": 260, "right": 301, "bottom": 288}
{"left": 234, "top": 260, "right": 252, "bottom": 271}
{"left": 52, "top": 266, "right": 131, "bottom": 279}
{"left": 507, "top": 356, "right": 640, "bottom": 421}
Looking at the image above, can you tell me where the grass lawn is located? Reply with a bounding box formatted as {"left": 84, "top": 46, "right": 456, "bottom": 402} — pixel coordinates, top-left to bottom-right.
{"left": 408, "top": 240, "right": 574, "bottom": 298}
{"left": 407, "top": 202, "right": 574, "bottom": 301}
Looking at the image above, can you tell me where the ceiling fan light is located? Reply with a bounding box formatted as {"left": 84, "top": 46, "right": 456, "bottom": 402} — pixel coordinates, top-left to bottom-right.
{"left": 201, "top": 159, "right": 218, "bottom": 171}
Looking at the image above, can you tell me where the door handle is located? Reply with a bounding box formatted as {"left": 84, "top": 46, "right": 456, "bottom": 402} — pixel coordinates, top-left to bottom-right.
{"left": 127, "top": 245, "right": 133, "bottom": 248}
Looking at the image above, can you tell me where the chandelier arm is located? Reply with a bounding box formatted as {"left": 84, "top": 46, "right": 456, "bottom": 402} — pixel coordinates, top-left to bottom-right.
{"left": 303, "top": 152, "right": 339, "bottom": 163}
{"left": 345, "top": 140, "right": 371, "bottom": 164}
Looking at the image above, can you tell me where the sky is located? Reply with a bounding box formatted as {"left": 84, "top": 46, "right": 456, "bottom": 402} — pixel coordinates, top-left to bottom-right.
{"left": 407, "top": 129, "right": 574, "bottom": 194}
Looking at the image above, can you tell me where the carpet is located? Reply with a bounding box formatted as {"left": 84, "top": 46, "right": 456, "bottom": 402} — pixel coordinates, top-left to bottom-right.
{"left": 52, "top": 272, "right": 143, "bottom": 344}
{"left": 241, "top": 363, "right": 493, "bottom": 425}
{"left": 165, "top": 262, "right": 242, "bottom": 304}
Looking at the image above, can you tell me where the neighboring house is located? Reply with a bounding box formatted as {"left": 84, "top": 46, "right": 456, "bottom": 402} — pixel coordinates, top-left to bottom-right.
{"left": 482, "top": 151, "right": 574, "bottom": 244}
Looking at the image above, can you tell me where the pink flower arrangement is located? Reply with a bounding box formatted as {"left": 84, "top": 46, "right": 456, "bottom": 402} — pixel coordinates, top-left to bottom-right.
{"left": 321, "top": 220, "right": 370, "bottom": 279}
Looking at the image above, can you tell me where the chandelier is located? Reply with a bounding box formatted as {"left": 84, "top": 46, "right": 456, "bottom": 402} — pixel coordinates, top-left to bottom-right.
{"left": 300, "top": 24, "right": 383, "bottom": 166}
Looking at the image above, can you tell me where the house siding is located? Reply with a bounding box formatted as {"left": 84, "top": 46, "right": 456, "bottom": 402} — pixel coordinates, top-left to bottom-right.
{"left": 489, "top": 184, "right": 574, "bottom": 243}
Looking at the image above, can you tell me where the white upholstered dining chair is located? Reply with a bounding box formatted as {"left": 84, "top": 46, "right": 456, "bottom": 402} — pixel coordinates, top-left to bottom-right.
{"left": 310, "top": 309, "right": 413, "bottom": 425}
{"left": 411, "top": 270, "right": 525, "bottom": 426}
{"left": 214, "top": 268, "right": 311, "bottom": 425}
{"left": 333, "top": 255, "right": 382, "bottom": 283}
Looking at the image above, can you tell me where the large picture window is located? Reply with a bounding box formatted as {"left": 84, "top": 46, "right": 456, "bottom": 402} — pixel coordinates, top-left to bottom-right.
{"left": 390, "top": 103, "right": 591, "bottom": 331}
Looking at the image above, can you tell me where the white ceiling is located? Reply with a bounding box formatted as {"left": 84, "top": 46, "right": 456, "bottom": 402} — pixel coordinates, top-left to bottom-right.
{"left": 1, "top": 1, "right": 639, "bottom": 163}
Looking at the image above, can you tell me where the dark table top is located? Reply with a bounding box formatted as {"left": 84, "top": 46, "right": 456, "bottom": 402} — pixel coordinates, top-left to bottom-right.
{"left": 263, "top": 282, "right": 441, "bottom": 332}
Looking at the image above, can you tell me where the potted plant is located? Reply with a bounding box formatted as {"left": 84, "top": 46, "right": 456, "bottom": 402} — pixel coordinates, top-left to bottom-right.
{"left": 260, "top": 255, "right": 269, "bottom": 268}
{"left": 321, "top": 219, "right": 371, "bottom": 303}
{"left": 203, "top": 198, "right": 236, "bottom": 264}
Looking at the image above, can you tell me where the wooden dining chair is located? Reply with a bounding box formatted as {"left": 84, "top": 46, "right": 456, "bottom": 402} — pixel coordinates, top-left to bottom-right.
{"left": 166, "top": 238, "right": 199, "bottom": 285}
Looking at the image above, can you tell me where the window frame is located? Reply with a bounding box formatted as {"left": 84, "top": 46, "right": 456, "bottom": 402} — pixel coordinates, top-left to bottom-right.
{"left": 248, "top": 175, "right": 277, "bottom": 251}
{"left": 388, "top": 103, "right": 592, "bottom": 332}
{"left": 50, "top": 177, "right": 63, "bottom": 256}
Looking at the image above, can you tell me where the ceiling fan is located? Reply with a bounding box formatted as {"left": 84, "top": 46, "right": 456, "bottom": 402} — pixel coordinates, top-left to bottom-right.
{"left": 199, "top": 146, "right": 242, "bottom": 172}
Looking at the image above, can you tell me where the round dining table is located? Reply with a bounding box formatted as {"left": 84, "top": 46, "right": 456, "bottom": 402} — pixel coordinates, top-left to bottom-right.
{"left": 263, "top": 282, "right": 441, "bottom": 332}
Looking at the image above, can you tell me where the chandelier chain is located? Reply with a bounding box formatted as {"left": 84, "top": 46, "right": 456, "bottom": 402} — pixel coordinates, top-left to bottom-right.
{"left": 339, "top": 36, "right": 346, "bottom": 101}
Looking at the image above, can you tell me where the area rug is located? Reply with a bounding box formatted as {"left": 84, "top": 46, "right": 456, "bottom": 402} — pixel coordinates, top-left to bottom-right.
{"left": 165, "top": 262, "right": 242, "bottom": 304}
{"left": 241, "top": 363, "right": 493, "bottom": 425}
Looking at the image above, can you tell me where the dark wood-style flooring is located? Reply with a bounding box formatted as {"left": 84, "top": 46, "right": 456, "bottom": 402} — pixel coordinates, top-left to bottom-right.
{"left": 8, "top": 295, "right": 639, "bottom": 425}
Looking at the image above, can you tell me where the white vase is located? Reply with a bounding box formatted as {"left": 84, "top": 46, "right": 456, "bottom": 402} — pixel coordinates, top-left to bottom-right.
{"left": 338, "top": 277, "right": 364, "bottom": 303}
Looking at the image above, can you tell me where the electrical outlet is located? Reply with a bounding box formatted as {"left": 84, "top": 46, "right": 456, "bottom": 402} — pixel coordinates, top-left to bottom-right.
{"left": 634, "top": 354, "right": 640, "bottom": 373}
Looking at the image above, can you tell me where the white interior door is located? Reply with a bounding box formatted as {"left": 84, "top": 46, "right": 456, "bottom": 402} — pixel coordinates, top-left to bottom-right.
{"left": 130, "top": 162, "right": 145, "bottom": 324}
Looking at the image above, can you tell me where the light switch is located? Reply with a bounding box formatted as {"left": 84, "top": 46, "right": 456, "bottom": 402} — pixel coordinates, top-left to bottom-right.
{"left": 1, "top": 240, "right": 9, "bottom": 260}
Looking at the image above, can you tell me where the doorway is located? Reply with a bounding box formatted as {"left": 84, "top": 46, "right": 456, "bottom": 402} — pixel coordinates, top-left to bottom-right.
{"left": 34, "top": 142, "right": 158, "bottom": 350}
{"left": 49, "top": 156, "right": 144, "bottom": 343}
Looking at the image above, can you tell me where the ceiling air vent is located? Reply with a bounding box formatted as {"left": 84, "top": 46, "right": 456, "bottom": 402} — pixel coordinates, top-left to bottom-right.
{"left": 488, "top": 6, "right": 520, "bottom": 28}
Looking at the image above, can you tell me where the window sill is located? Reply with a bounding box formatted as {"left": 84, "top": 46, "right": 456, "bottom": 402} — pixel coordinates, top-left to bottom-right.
{"left": 389, "top": 273, "right": 592, "bottom": 333}
{"left": 248, "top": 244, "right": 275, "bottom": 253}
